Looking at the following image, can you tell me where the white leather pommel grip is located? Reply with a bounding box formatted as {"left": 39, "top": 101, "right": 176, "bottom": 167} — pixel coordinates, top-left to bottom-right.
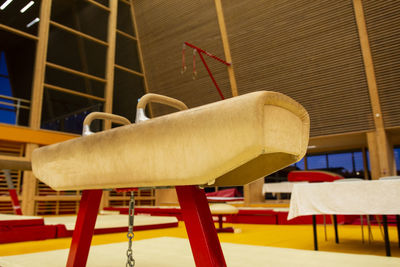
{"left": 137, "top": 93, "right": 188, "bottom": 111}
{"left": 82, "top": 112, "right": 131, "bottom": 136}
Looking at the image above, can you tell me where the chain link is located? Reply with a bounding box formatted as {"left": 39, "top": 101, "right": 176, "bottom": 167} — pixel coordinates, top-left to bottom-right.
{"left": 126, "top": 191, "right": 135, "bottom": 267}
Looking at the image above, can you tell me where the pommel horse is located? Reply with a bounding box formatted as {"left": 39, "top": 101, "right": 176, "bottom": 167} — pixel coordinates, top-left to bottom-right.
{"left": 31, "top": 91, "right": 309, "bottom": 267}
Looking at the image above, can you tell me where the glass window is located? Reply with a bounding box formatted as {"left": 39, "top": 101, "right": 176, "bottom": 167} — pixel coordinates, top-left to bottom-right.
{"left": 0, "top": 31, "right": 36, "bottom": 126}
{"left": 307, "top": 154, "right": 327, "bottom": 170}
{"left": 0, "top": 68, "right": 16, "bottom": 124}
{"left": 266, "top": 150, "right": 369, "bottom": 190}
{"left": 307, "top": 150, "right": 367, "bottom": 178}
{"left": 41, "top": 89, "right": 103, "bottom": 134}
{"left": 293, "top": 157, "right": 305, "bottom": 170}
{"left": 112, "top": 68, "right": 145, "bottom": 122}
{"left": 353, "top": 151, "right": 365, "bottom": 176}
{"left": 51, "top": 0, "right": 109, "bottom": 42}
{"left": 327, "top": 152, "right": 353, "bottom": 176}
{"left": 0, "top": 51, "right": 31, "bottom": 126}
{"left": 115, "top": 34, "right": 141, "bottom": 72}
{"left": 93, "top": 0, "right": 109, "bottom": 7}
{"left": 47, "top": 26, "right": 107, "bottom": 78}
{"left": 394, "top": 147, "right": 400, "bottom": 175}
{"left": 45, "top": 67, "right": 105, "bottom": 98}
{"left": 117, "top": 0, "right": 135, "bottom": 36}
{"left": 0, "top": 51, "right": 8, "bottom": 75}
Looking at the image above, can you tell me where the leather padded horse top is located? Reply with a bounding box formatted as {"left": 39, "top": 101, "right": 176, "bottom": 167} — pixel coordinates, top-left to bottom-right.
{"left": 32, "top": 91, "right": 309, "bottom": 191}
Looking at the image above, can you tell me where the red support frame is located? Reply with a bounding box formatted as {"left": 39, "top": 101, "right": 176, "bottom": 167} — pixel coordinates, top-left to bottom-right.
{"left": 66, "top": 189, "right": 103, "bottom": 267}
{"left": 198, "top": 52, "right": 225, "bottom": 100}
{"left": 65, "top": 186, "right": 226, "bottom": 267}
{"left": 184, "top": 42, "right": 231, "bottom": 66}
{"left": 183, "top": 42, "right": 231, "bottom": 100}
{"left": 176, "top": 185, "right": 227, "bottom": 267}
{"left": 4, "top": 169, "right": 22, "bottom": 215}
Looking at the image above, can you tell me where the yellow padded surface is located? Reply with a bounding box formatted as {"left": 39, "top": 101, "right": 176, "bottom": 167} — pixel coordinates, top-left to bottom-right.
{"left": 31, "top": 91, "right": 309, "bottom": 190}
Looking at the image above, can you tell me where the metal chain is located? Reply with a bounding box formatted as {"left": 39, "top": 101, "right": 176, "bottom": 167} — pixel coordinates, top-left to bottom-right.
{"left": 126, "top": 191, "right": 135, "bottom": 267}
{"left": 181, "top": 43, "right": 187, "bottom": 74}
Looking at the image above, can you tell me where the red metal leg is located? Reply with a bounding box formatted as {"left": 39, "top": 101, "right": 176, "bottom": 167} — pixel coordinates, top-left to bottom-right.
{"left": 66, "top": 189, "right": 103, "bottom": 267}
{"left": 176, "top": 185, "right": 227, "bottom": 267}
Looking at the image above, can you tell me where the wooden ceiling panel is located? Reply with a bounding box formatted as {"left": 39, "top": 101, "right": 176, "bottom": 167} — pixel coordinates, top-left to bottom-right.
{"left": 133, "top": 0, "right": 231, "bottom": 116}
{"left": 134, "top": 0, "right": 376, "bottom": 136}
{"left": 222, "top": 0, "right": 375, "bottom": 137}
{"left": 363, "top": 0, "right": 400, "bottom": 128}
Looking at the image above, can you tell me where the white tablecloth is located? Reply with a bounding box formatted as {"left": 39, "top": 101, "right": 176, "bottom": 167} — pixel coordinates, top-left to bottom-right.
{"left": 262, "top": 182, "right": 308, "bottom": 194}
{"left": 288, "top": 180, "right": 400, "bottom": 220}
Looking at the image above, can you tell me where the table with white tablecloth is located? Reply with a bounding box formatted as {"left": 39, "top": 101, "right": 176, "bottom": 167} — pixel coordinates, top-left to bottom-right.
{"left": 288, "top": 179, "right": 400, "bottom": 256}
{"left": 262, "top": 182, "right": 308, "bottom": 199}
{"left": 263, "top": 182, "right": 308, "bottom": 193}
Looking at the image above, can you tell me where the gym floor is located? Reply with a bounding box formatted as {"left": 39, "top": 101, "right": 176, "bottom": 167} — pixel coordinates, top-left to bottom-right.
{"left": 1, "top": 221, "right": 399, "bottom": 258}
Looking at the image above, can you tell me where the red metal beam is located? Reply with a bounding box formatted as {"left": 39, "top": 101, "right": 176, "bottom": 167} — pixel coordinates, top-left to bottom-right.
{"left": 176, "top": 185, "right": 226, "bottom": 267}
{"left": 198, "top": 52, "right": 225, "bottom": 100}
{"left": 184, "top": 42, "right": 231, "bottom": 66}
{"left": 183, "top": 42, "right": 230, "bottom": 100}
{"left": 66, "top": 189, "right": 103, "bottom": 267}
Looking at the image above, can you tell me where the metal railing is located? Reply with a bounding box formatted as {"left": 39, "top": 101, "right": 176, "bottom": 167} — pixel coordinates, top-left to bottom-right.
{"left": 41, "top": 103, "right": 103, "bottom": 134}
{"left": 0, "top": 94, "right": 30, "bottom": 125}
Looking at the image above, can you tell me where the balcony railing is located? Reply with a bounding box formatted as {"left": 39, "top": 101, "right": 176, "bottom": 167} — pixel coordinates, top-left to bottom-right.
{"left": 0, "top": 94, "right": 30, "bottom": 125}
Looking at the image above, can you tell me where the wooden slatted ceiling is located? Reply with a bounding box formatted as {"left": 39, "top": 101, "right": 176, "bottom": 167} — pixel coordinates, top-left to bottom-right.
{"left": 133, "top": 0, "right": 231, "bottom": 116}
{"left": 134, "top": 0, "right": 375, "bottom": 136}
{"left": 363, "top": 0, "right": 400, "bottom": 129}
{"left": 222, "top": 0, "right": 374, "bottom": 137}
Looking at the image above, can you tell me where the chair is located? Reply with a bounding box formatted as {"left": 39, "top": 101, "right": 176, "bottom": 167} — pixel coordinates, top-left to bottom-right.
{"left": 209, "top": 203, "right": 239, "bottom": 233}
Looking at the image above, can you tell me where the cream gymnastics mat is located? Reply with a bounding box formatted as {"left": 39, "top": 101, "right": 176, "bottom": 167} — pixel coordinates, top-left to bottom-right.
{"left": 1, "top": 237, "right": 400, "bottom": 267}
{"left": 43, "top": 214, "right": 178, "bottom": 230}
{"left": 0, "top": 213, "right": 177, "bottom": 230}
{"left": 0, "top": 214, "right": 42, "bottom": 221}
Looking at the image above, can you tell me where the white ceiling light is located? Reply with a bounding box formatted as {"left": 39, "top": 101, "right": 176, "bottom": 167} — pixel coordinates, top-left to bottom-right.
{"left": 307, "top": 145, "right": 317, "bottom": 149}
{"left": 0, "top": 0, "right": 13, "bottom": 10}
{"left": 20, "top": 1, "right": 34, "bottom": 13}
{"left": 26, "top": 17, "right": 39, "bottom": 28}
